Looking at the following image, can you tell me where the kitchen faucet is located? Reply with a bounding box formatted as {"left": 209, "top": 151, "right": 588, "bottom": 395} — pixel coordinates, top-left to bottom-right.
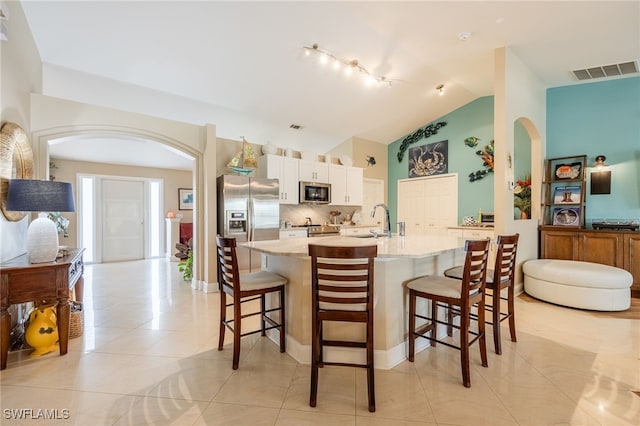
{"left": 370, "top": 203, "right": 392, "bottom": 238}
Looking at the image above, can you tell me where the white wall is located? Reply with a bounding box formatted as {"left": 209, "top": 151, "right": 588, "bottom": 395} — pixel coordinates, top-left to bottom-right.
{"left": 0, "top": 1, "right": 42, "bottom": 262}
{"left": 493, "top": 47, "right": 547, "bottom": 290}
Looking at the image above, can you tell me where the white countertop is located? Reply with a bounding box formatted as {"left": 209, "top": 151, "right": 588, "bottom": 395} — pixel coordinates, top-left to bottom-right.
{"left": 241, "top": 234, "right": 464, "bottom": 259}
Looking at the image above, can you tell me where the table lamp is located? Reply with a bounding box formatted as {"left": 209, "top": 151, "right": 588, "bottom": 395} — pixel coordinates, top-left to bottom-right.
{"left": 6, "top": 179, "right": 75, "bottom": 263}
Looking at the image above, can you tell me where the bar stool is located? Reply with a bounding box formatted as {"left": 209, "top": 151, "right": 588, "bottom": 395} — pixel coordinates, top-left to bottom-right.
{"left": 215, "top": 235, "right": 287, "bottom": 370}
{"left": 308, "top": 244, "right": 378, "bottom": 412}
{"left": 443, "top": 234, "right": 519, "bottom": 354}
{"left": 406, "top": 239, "right": 490, "bottom": 388}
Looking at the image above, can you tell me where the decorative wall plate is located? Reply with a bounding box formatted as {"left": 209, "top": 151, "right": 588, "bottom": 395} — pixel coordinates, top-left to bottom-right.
{"left": 1, "top": 122, "right": 34, "bottom": 221}
{"left": 339, "top": 154, "right": 352, "bottom": 167}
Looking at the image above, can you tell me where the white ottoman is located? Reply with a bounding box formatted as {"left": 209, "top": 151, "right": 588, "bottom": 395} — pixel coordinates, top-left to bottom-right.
{"left": 523, "top": 259, "right": 632, "bottom": 311}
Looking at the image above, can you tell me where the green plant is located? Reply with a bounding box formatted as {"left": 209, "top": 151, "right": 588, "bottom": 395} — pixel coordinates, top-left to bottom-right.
{"left": 177, "top": 250, "right": 193, "bottom": 281}
{"left": 48, "top": 212, "right": 70, "bottom": 237}
{"left": 514, "top": 174, "right": 532, "bottom": 215}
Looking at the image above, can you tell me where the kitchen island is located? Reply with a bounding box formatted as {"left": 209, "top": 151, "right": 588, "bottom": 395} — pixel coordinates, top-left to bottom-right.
{"left": 241, "top": 234, "right": 466, "bottom": 369}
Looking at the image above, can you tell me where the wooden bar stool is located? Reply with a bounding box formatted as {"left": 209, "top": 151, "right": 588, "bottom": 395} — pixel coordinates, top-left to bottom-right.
{"left": 215, "top": 235, "right": 287, "bottom": 370}
{"left": 443, "top": 234, "right": 519, "bottom": 354}
{"left": 406, "top": 239, "right": 490, "bottom": 388}
{"left": 308, "top": 244, "right": 378, "bottom": 412}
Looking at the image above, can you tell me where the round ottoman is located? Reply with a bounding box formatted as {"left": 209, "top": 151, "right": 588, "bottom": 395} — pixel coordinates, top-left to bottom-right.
{"left": 523, "top": 259, "right": 632, "bottom": 311}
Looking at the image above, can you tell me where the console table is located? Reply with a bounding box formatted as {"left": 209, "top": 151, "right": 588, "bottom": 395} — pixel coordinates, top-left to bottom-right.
{"left": 0, "top": 248, "right": 84, "bottom": 369}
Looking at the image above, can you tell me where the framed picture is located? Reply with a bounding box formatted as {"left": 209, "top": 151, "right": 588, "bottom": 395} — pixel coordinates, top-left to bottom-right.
{"left": 554, "top": 162, "right": 581, "bottom": 180}
{"left": 552, "top": 207, "right": 581, "bottom": 226}
{"left": 178, "top": 188, "right": 194, "bottom": 210}
{"left": 553, "top": 185, "right": 581, "bottom": 204}
{"left": 408, "top": 140, "right": 448, "bottom": 178}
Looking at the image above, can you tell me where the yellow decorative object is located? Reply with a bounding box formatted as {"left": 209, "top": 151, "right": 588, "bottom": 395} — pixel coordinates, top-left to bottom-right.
{"left": 25, "top": 305, "right": 59, "bottom": 356}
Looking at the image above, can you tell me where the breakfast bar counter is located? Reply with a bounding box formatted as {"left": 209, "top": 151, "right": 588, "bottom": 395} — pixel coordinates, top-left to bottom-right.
{"left": 242, "top": 235, "right": 465, "bottom": 369}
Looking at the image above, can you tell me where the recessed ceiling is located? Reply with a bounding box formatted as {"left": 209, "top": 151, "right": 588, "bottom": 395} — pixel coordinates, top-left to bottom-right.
{"left": 18, "top": 1, "right": 640, "bottom": 169}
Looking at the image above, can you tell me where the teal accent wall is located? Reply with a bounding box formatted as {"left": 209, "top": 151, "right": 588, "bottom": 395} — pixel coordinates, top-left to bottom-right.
{"left": 547, "top": 77, "right": 640, "bottom": 222}
{"left": 388, "top": 96, "right": 494, "bottom": 228}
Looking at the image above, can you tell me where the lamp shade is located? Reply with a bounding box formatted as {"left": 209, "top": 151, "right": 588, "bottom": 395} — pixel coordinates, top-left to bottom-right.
{"left": 6, "top": 179, "right": 75, "bottom": 212}
{"left": 6, "top": 179, "right": 75, "bottom": 263}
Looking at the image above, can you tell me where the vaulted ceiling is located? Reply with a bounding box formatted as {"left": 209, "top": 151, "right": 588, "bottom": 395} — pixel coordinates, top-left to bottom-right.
{"left": 18, "top": 1, "right": 639, "bottom": 170}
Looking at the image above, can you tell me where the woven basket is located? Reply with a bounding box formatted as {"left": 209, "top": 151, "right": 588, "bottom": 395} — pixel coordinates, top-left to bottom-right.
{"left": 69, "top": 301, "right": 84, "bottom": 339}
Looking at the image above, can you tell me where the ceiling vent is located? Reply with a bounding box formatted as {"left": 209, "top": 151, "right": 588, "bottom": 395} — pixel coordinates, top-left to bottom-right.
{"left": 289, "top": 124, "right": 303, "bottom": 130}
{"left": 572, "top": 60, "right": 639, "bottom": 80}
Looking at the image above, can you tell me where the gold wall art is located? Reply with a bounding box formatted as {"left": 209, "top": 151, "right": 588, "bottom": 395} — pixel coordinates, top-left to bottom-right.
{"left": 0, "top": 122, "right": 34, "bottom": 221}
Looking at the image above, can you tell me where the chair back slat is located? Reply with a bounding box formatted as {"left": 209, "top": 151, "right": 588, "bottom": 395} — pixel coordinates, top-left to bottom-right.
{"left": 492, "top": 234, "right": 519, "bottom": 286}
{"left": 461, "top": 239, "right": 491, "bottom": 298}
{"left": 309, "top": 244, "right": 377, "bottom": 312}
{"left": 216, "top": 235, "right": 240, "bottom": 292}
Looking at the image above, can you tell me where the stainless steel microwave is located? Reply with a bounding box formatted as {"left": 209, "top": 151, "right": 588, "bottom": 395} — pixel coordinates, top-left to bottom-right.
{"left": 299, "top": 181, "right": 331, "bottom": 204}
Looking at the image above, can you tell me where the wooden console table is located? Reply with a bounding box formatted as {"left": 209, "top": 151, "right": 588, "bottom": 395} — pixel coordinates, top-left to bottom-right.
{"left": 0, "top": 248, "right": 84, "bottom": 369}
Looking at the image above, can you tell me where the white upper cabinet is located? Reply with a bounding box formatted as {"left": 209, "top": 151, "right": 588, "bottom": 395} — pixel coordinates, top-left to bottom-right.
{"left": 329, "top": 164, "right": 363, "bottom": 206}
{"left": 298, "top": 159, "right": 329, "bottom": 183}
{"left": 258, "top": 154, "right": 299, "bottom": 204}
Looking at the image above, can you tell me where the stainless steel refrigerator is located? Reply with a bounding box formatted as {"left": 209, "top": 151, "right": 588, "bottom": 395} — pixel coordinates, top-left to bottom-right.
{"left": 216, "top": 175, "right": 280, "bottom": 272}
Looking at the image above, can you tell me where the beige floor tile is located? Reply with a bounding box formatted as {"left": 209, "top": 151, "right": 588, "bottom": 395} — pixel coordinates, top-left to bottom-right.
{"left": 275, "top": 409, "right": 355, "bottom": 426}
{"left": 3, "top": 259, "right": 638, "bottom": 426}
{"left": 194, "top": 402, "right": 280, "bottom": 426}
{"left": 213, "top": 361, "right": 297, "bottom": 408}
{"left": 282, "top": 365, "right": 356, "bottom": 415}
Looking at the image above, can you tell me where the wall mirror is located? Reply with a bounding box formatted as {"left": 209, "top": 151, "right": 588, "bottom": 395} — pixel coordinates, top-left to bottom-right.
{"left": 1, "top": 122, "right": 34, "bottom": 221}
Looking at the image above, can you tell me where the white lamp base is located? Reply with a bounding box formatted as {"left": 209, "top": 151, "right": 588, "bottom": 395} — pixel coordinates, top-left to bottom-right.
{"left": 26, "top": 213, "right": 59, "bottom": 263}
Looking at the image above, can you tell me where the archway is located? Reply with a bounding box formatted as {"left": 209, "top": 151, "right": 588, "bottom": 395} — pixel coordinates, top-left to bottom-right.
{"left": 32, "top": 125, "right": 205, "bottom": 284}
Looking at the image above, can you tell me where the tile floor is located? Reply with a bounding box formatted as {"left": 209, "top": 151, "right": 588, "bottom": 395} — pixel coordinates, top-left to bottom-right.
{"left": 1, "top": 258, "right": 639, "bottom": 425}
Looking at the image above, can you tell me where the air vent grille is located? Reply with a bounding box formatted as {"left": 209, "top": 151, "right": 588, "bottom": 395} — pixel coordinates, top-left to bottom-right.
{"left": 573, "top": 61, "right": 639, "bottom": 80}
{"left": 289, "top": 124, "right": 303, "bottom": 130}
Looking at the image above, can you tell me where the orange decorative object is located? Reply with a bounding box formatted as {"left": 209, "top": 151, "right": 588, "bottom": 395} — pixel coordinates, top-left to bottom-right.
{"left": 167, "top": 211, "right": 176, "bottom": 218}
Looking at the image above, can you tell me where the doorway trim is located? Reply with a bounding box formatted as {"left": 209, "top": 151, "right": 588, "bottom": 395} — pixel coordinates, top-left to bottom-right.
{"left": 31, "top": 124, "right": 205, "bottom": 282}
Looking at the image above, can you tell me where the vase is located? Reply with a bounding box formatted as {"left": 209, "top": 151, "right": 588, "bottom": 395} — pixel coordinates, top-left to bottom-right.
{"left": 520, "top": 210, "right": 529, "bottom": 220}
{"left": 25, "top": 305, "right": 59, "bottom": 356}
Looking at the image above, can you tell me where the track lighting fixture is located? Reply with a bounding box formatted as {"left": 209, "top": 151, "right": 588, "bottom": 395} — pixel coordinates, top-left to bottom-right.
{"left": 303, "top": 44, "right": 393, "bottom": 88}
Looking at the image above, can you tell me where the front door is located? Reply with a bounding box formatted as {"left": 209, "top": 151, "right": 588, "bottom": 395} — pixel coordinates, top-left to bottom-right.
{"left": 101, "top": 179, "right": 144, "bottom": 262}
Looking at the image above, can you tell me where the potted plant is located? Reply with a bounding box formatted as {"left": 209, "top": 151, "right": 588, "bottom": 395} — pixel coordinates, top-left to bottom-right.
{"left": 178, "top": 250, "right": 193, "bottom": 281}
{"left": 48, "top": 212, "right": 70, "bottom": 237}
{"left": 514, "top": 175, "right": 532, "bottom": 219}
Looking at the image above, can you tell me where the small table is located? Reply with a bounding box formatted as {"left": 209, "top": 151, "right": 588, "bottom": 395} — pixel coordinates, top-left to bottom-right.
{"left": 0, "top": 248, "right": 85, "bottom": 369}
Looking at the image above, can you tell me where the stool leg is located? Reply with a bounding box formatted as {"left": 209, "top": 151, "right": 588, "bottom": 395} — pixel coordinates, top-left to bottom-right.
{"left": 491, "top": 288, "right": 502, "bottom": 355}
{"left": 260, "top": 294, "right": 266, "bottom": 336}
{"left": 232, "top": 297, "right": 241, "bottom": 370}
{"left": 367, "top": 322, "right": 375, "bottom": 413}
{"left": 460, "top": 304, "right": 471, "bottom": 388}
{"left": 218, "top": 291, "right": 226, "bottom": 351}
{"left": 310, "top": 317, "right": 319, "bottom": 407}
{"left": 408, "top": 290, "right": 416, "bottom": 362}
{"left": 507, "top": 285, "right": 517, "bottom": 343}
{"left": 279, "top": 287, "right": 286, "bottom": 353}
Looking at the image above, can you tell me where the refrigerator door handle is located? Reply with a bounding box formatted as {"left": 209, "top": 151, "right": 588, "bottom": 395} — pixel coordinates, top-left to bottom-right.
{"left": 248, "top": 198, "right": 255, "bottom": 241}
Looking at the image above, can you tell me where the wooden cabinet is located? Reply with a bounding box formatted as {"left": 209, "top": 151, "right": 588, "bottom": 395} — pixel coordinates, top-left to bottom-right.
{"left": 298, "top": 159, "right": 329, "bottom": 183}
{"left": 398, "top": 174, "right": 458, "bottom": 235}
{"left": 258, "top": 154, "right": 299, "bottom": 204}
{"left": 540, "top": 228, "right": 639, "bottom": 296}
{"left": 329, "top": 164, "right": 363, "bottom": 206}
{"left": 625, "top": 234, "right": 640, "bottom": 297}
{"left": 541, "top": 155, "right": 587, "bottom": 228}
